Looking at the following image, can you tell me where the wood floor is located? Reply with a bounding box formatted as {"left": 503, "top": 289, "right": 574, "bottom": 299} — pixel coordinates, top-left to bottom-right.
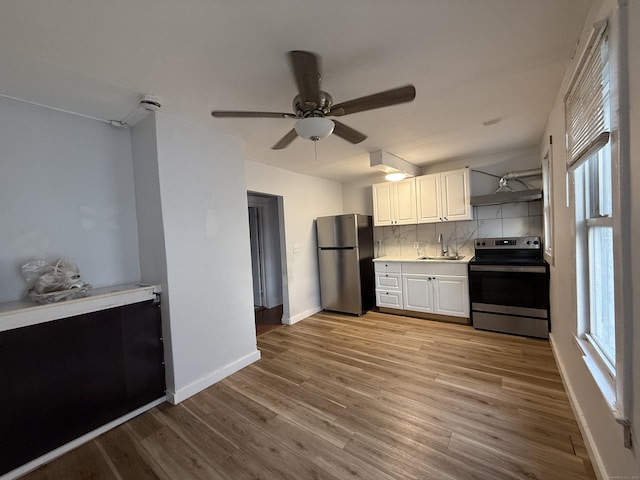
{"left": 255, "top": 304, "right": 283, "bottom": 336}
{"left": 23, "top": 311, "right": 596, "bottom": 480}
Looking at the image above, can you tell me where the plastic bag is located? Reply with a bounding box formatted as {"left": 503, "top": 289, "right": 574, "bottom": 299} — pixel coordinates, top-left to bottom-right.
{"left": 21, "top": 258, "right": 92, "bottom": 304}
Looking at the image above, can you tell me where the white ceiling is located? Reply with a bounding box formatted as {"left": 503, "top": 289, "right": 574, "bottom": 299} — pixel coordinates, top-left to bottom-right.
{"left": 0, "top": 0, "right": 593, "bottom": 183}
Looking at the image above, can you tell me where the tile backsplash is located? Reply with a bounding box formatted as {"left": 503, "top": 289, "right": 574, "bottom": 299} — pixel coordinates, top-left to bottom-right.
{"left": 373, "top": 200, "right": 543, "bottom": 258}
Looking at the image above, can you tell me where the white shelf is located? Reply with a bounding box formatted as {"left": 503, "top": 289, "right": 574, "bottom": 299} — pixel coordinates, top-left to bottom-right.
{"left": 0, "top": 283, "right": 161, "bottom": 333}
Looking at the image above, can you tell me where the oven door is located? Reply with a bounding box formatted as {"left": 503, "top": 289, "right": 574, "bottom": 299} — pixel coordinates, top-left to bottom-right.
{"left": 468, "top": 264, "right": 549, "bottom": 318}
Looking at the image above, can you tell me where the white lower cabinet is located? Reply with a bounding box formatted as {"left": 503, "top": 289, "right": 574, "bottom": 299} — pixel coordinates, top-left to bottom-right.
{"left": 402, "top": 273, "right": 468, "bottom": 316}
{"left": 376, "top": 290, "right": 403, "bottom": 309}
{"left": 432, "top": 275, "right": 469, "bottom": 317}
{"left": 374, "top": 262, "right": 403, "bottom": 309}
{"left": 374, "top": 260, "right": 469, "bottom": 319}
{"left": 403, "top": 274, "right": 434, "bottom": 313}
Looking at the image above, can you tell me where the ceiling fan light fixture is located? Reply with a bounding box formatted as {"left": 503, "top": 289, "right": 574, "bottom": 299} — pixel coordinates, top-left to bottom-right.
{"left": 385, "top": 172, "right": 407, "bottom": 182}
{"left": 294, "top": 117, "right": 335, "bottom": 141}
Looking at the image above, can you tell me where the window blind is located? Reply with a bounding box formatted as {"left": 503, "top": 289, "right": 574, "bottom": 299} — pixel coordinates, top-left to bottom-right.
{"left": 565, "top": 22, "right": 609, "bottom": 168}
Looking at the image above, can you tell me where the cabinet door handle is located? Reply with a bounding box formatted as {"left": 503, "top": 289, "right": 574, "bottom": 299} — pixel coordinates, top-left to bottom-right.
{"left": 444, "top": 217, "right": 448, "bottom": 221}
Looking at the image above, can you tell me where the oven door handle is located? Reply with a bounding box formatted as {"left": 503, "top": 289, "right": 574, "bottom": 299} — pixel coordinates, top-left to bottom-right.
{"left": 469, "top": 265, "right": 547, "bottom": 273}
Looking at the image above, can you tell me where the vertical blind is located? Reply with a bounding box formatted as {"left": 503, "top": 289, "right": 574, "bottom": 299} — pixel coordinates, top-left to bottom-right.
{"left": 565, "top": 22, "right": 609, "bottom": 167}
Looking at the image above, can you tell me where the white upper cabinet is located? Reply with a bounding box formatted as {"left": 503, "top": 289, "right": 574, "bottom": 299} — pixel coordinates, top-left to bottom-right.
{"left": 441, "top": 169, "right": 472, "bottom": 221}
{"left": 372, "top": 182, "right": 394, "bottom": 225}
{"left": 416, "top": 174, "right": 443, "bottom": 223}
{"left": 416, "top": 168, "right": 472, "bottom": 223}
{"left": 372, "top": 178, "right": 417, "bottom": 226}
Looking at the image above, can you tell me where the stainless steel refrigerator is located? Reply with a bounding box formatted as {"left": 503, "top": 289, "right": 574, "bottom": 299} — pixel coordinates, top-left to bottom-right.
{"left": 316, "top": 214, "right": 375, "bottom": 316}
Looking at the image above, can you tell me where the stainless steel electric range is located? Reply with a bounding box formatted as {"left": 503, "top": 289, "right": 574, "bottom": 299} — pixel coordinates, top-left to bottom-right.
{"left": 468, "top": 236, "right": 550, "bottom": 339}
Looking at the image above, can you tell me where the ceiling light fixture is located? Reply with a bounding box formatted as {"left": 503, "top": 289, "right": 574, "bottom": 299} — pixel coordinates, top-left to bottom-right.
{"left": 370, "top": 150, "right": 420, "bottom": 181}
{"left": 385, "top": 172, "right": 407, "bottom": 182}
{"left": 294, "top": 117, "right": 335, "bottom": 141}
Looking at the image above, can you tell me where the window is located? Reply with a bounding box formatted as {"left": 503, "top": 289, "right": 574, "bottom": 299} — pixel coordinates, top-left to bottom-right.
{"left": 575, "top": 147, "right": 615, "bottom": 369}
{"left": 567, "top": 22, "right": 619, "bottom": 397}
{"left": 567, "top": 9, "right": 632, "bottom": 448}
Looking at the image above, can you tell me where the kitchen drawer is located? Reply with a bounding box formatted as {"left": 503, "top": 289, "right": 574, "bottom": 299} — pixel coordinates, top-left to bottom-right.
{"left": 374, "top": 261, "right": 402, "bottom": 274}
{"left": 401, "top": 262, "right": 466, "bottom": 276}
{"left": 375, "top": 272, "right": 401, "bottom": 290}
{"left": 376, "top": 290, "right": 403, "bottom": 309}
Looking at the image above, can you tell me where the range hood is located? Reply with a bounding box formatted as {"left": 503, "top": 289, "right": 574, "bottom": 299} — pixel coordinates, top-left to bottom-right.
{"left": 470, "top": 168, "right": 543, "bottom": 206}
{"left": 470, "top": 188, "right": 542, "bottom": 206}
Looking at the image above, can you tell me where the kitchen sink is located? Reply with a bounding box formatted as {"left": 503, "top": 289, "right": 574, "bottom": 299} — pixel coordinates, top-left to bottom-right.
{"left": 418, "top": 255, "right": 465, "bottom": 261}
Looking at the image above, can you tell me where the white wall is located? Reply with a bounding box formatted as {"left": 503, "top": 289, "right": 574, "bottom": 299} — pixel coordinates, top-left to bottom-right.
{"left": 0, "top": 99, "right": 258, "bottom": 404}
{"left": 150, "top": 114, "right": 259, "bottom": 402}
{"left": 0, "top": 96, "right": 140, "bottom": 303}
{"left": 245, "top": 160, "right": 343, "bottom": 324}
{"left": 341, "top": 174, "right": 378, "bottom": 215}
{"left": 542, "top": 0, "right": 640, "bottom": 477}
{"left": 130, "top": 114, "right": 176, "bottom": 393}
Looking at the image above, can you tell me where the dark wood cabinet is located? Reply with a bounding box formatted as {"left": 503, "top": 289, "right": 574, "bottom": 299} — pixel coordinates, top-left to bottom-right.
{"left": 0, "top": 300, "right": 165, "bottom": 475}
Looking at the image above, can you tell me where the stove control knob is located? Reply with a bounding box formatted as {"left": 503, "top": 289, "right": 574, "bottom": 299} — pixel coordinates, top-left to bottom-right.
{"left": 476, "top": 241, "right": 481, "bottom": 246}
{"left": 481, "top": 241, "right": 486, "bottom": 246}
{"left": 527, "top": 240, "right": 532, "bottom": 245}
{"left": 534, "top": 240, "right": 539, "bottom": 245}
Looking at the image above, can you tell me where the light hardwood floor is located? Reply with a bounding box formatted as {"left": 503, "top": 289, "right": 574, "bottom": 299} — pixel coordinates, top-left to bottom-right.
{"left": 23, "top": 311, "right": 596, "bottom": 480}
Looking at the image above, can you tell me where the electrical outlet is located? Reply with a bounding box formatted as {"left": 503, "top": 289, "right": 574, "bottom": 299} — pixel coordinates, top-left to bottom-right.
{"left": 413, "top": 242, "right": 419, "bottom": 249}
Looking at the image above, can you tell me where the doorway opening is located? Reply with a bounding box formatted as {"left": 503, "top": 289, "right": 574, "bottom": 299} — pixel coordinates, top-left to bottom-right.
{"left": 247, "top": 192, "right": 286, "bottom": 336}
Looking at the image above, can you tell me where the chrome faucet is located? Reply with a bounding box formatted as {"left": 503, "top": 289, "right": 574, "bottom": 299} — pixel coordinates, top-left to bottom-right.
{"left": 438, "top": 233, "right": 448, "bottom": 257}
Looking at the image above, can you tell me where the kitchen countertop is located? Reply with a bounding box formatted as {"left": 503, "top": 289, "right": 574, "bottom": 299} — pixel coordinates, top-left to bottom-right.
{"left": 373, "top": 256, "right": 470, "bottom": 264}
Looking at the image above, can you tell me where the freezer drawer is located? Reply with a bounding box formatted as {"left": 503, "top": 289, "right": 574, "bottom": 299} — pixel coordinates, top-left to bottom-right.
{"left": 318, "top": 248, "right": 362, "bottom": 315}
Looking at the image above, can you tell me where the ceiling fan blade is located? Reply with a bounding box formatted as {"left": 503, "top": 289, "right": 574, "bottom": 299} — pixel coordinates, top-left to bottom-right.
{"left": 289, "top": 51, "right": 321, "bottom": 107}
{"left": 272, "top": 129, "right": 298, "bottom": 150}
{"left": 212, "top": 110, "right": 296, "bottom": 119}
{"left": 330, "top": 84, "right": 416, "bottom": 117}
{"left": 332, "top": 120, "right": 367, "bottom": 144}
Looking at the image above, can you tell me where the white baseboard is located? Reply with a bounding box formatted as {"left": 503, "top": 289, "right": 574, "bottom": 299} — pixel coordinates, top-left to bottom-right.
{"left": 166, "top": 349, "right": 261, "bottom": 404}
{"left": 549, "top": 333, "right": 607, "bottom": 480}
{"left": 2, "top": 396, "right": 166, "bottom": 480}
{"left": 283, "top": 306, "right": 322, "bottom": 325}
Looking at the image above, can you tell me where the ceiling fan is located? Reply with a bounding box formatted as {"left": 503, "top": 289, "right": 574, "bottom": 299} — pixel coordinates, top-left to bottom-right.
{"left": 211, "top": 51, "right": 416, "bottom": 150}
